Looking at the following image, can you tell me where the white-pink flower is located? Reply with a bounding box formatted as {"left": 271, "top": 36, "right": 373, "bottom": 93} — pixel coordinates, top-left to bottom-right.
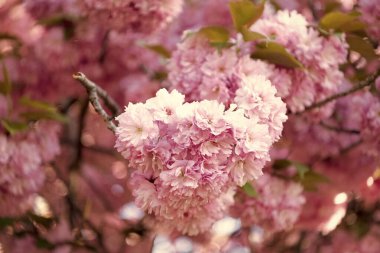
{"left": 79, "top": 0, "right": 184, "bottom": 33}
{"left": 250, "top": 10, "right": 348, "bottom": 119}
{"left": 115, "top": 88, "right": 276, "bottom": 235}
{"left": 116, "top": 103, "right": 159, "bottom": 148}
{"left": 231, "top": 174, "right": 305, "bottom": 233}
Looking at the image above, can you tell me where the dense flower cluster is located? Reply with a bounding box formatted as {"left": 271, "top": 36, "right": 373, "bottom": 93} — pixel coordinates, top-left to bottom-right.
{"left": 231, "top": 174, "right": 305, "bottom": 233}
{"left": 115, "top": 88, "right": 277, "bottom": 235}
{"left": 1, "top": 0, "right": 380, "bottom": 252}
{"left": 0, "top": 122, "right": 60, "bottom": 216}
{"left": 23, "top": 0, "right": 79, "bottom": 19}
{"left": 359, "top": 0, "right": 380, "bottom": 41}
{"left": 250, "top": 10, "right": 348, "bottom": 118}
{"left": 168, "top": 34, "right": 287, "bottom": 142}
{"left": 79, "top": 0, "right": 184, "bottom": 33}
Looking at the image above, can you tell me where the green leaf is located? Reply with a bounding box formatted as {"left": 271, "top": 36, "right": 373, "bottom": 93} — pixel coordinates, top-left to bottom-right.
{"left": 19, "top": 96, "right": 57, "bottom": 112}
{"left": 0, "top": 62, "right": 12, "bottom": 95}
{"left": 319, "top": 11, "right": 366, "bottom": 33}
{"left": 293, "top": 162, "right": 310, "bottom": 180}
{"left": 242, "top": 182, "right": 258, "bottom": 198}
{"left": 251, "top": 41, "right": 303, "bottom": 68}
{"left": 144, "top": 44, "right": 171, "bottom": 59}
{"left": 20, "top": 110, "right": 67, "bottom": 123}
{"left": 36, "top": 238, "right": 55, "bottom": 250}
{"left": 38, "top": 15, "right": 77, "bottom": 40}
{"left": 20, "top": 97, "right": 57, "bottom": 112}
{"left": 241, "top": 26, "right": 266, "bottom": 42}
{"left": 229, "top": 0, "right": 265, "bottom": 32}
{"left": 324, "top": 0, "right": 342, "bottom": 13}
{"left": 152, "top": 71, "right": 168, "bottom": 82}
{"left": 295, "top": 170, "right": 330, "bottom": 191}
{"left": 0, "top": 217, "right": 15, "bottom": 230}
{"left": 198, "top": 26, "right": 230, "bottom": 44}
{"left": 352, "top": 219, "right": 371, "bottom": 238}
{"left": 209, "top": 42, "right": 235, "bottom": 51}
{"left": 19, "top": 97, "right": 67, "bottom": 123}
{"left": 1, "top": 120, "right": 29, "bottom": 135}
{"left": 272, "top": 159, "right": 292, "bottom": 170}
{"left": 346, "top": 34, "right": 377, "bottom": 61}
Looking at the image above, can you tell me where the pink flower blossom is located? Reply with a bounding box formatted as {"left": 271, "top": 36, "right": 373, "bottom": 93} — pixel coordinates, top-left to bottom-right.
{"left": 23, "top": 0, "right": 79, "bottom": 19}
{"left": 250, "top": 10, "right": 348, "bottom": 119}
{"left": 234, "top": 75, "right": 287, "bottom": 141}
{"left": 0, "top": 121, "right": 60, "bottom": 216}
{"left": 168, "top": 32, "right": 287, "bottom": 143}
{"left": 231, "top": 174, "right": 305, "bottom": 233}
{"left": 115, "top": 88, "right": 276, "bottom": 235}
{"left": 79, "top": 0, "right": 184, "bottom": 33}
{"left": 359, "top": 0, "right": 380, "bottom": 41}
{"left": 115, "top": 103, "right": 159, "bottom": 148}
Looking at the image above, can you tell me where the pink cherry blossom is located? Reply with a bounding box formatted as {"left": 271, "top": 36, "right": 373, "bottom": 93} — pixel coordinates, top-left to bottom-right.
{"left": 250, "top": 10, "right": 348, "bottom": 119}
{"left": 115, "top": 88, "right": 276, "bottom": 235}
{"left": 79, "top": 0, "right": 184, "bottom": 33}
{"left": 231, "top": 174, "right": 305, "bottom": 233}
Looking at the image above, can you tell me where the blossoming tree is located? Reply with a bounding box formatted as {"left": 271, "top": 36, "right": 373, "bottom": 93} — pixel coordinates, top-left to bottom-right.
{"left": 0, "top": 0, "right": 380, "bottom": 252}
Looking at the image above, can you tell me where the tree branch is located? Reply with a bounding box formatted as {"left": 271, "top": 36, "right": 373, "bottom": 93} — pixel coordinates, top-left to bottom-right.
{"left": 70, "top": 98, "right": 88, "bottom": 170}
{"left": 61, "top": 138, "right": 118, "bottom": 156}
{"left": 296, "top": 69, "right": 380, "bottom": 114}
{"left": 73, "top": 72, "right": 120, "bottom": 133}
{"left": 319, "top": 121, "right": 360, "bottom": 135}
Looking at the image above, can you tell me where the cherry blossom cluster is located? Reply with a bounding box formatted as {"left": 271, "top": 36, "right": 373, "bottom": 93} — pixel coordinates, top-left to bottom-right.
{"left": 0, "top": 121, "right": 60, "bottom": 216}
{"left": 23, "top": 0, "right": 79, "bottom": 20}
{"left": 1, "top": 2, "right": 166, "bottom": 106}
{"left": 359, "top": 0, "right": 380, "bottom": 41}
{"left": 1, "top": 0, "right": 380, "bottom": 251}
{"left": 79, "top": 0, "right": 184, "bottom": 33}
{"left": 250, "top": 10, "right": 348, "bottom": 118}
{"left": 168, "top": 34, "right": 287, "bottom": 143}
{"left": 115, "top": 88, "right": 277, "bottom": 235}
{"left": 231, "top": 174, "right": 305, "bottom": 233}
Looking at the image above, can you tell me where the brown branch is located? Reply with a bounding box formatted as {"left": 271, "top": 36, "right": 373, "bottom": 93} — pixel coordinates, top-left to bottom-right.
{"left": 307, "top": 0, "right": 319, "bottom": 21}
{"left": 73, "top": 72, "right": 120, "bottom": 133}
{"left": 57, "top": 96, "right": 79, "bottom": 114}
{"left": 340, "top": 139, "right": 363, "bottom": 155}
{"left": 70, "top": 98, "right": 89, "bottom": 170}
{"left": 50, "top": 163, "right": 109, "bottom": 253}
{"left": 319, "top": 122, "right": 360, "bottom": 135}
{"left": 13, "top": 228, "right": 98, "bottom": 252}
{"left": 61, "top": 138, "right": 117, "bottom": 156}
{"left": 296, "top": 69, "right": 380, "bottom": 114}
{"left": 98, "top": 30, "right": 110, "bottom": 64}
{"left": 95, "top": 84, "right": 120, "bottom": 118}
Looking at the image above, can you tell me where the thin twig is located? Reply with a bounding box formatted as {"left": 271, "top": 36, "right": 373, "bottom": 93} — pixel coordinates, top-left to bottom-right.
{"left": 58, "top": 96, "right": 79, "bottom": 114}
{"left": 73, "top": 72, "right": 119, "bottom": 133}
{"left": 98, "top": 30, "right": 110, "bottom": 64}
{"left": 70, "top": 98, "right": 89, "bottom": 170}
{"left": 296, "top": 69, "right": 380, "bottom": 114}
{"left": 61, "top": 138, "right": 117, "bottom": 156}
{"left": 307, "top": 0, "right": 318, "bottom": 21}
{"left": 95, "top": 84, "right": 120, "bottom": 118}
{"left": 340, "top": 139, "right": 363, "bottom": 155}
{"left": 13, "top": 228, "right": 98, "bottom": 252}
{"left": 319, "top": 122, "right": 360, "bottom": 135}
{"left": 50, "top": 163, "right": 109, "bottom": 253}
